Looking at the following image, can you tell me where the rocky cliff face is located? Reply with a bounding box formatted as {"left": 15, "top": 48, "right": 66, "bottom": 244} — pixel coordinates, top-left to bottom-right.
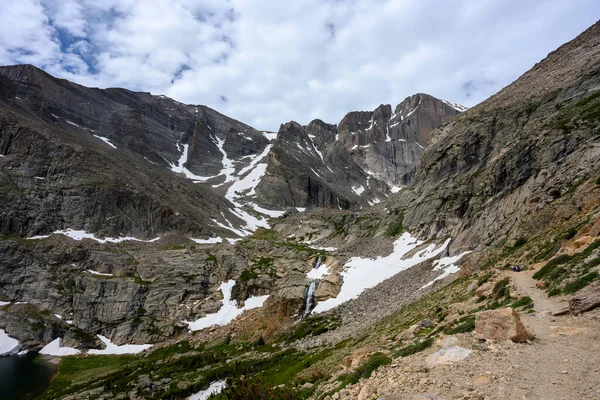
{"left": 0, "top": 65, "right": 462, "bottom": 238}
{"left": 254, "top": 94, "right": 462, "bottom": 209}
{"left": 0, "top": 65, "right": 274, "bottom": 239}
{"left": 398, "top": 22, "right": 600, "bottom": 255}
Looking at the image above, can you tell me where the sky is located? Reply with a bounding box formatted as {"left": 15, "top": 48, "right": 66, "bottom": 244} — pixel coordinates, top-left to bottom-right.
{"left": 0, "top": 1, "right": 598, "bottom": 131}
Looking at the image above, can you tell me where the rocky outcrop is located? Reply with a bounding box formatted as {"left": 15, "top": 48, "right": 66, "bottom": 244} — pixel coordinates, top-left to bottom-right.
{"left": 569, "top": 286, "right": 600, "bottom": 315}
{"left": 397, "top": 21, "right": 600, "bottom": 256}
{"left": 254, "top": 95, "right": 462, "bottom": 209}
{"left": 0, "top": 230, "right": 327, "bottom": 348}
{"left": 0, "top": 65, "right": 261, "bottom": 238}
{"left": 474, "top": 308, "right": 533, "bottom": 343}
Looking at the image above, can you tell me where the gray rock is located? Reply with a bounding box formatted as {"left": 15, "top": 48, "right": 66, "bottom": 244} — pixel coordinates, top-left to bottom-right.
{"left": 569, "top": 286, "right": 600, "bottom": 316}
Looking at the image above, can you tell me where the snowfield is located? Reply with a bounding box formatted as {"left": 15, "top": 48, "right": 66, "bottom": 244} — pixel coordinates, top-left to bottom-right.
{"left": 188, "top": 380, "right": 227, "bottom": 400}
{"left": 421, "top": 251, "right": 472, "bottom": 289}
{"left": 184, "top": 280, "right": 269, "bottom": 331}
{"left": 88, "top": 335, "right": 152, "bottom": 355}
{"left": 39, "top": 338, "right": 80, "bottom": 356}
{"left": 0, "top": 329, "right": 21, "bottom": 356}
{"left": 313, "top": 232, "right": 454, "bottom": 313}
{"left": 28, "top": 229, "right": 161, "bottom": 243}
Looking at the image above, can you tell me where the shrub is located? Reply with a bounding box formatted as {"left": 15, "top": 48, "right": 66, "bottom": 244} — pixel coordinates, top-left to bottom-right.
{"left": 239, "top": 268, "right": 258, "bottom": 281}
{"left": 443, "top": 316, "right": 475, "bottom": 334}
{"left": 532, "top": 254, "right": 573, "bottom": 280}
{"left": 337, "top": 352, "right": 391, "bottom": 390}
{"left": 394, "top": 338, "right": 433, "bottom": 358}
{"left": 385, "top": 217, "right": 404, "bottom": 237}
{"left": 511, "top": 296, "right": 534, "bottom": 309}
{"left": 564, "top": 228, "right": 578, "bottom": 240}
{"left": 355, "top": 353, "right": 391, "bottom": 379}
{"left": 548, "top": 288, "right": 562, "bottom": 297}
{"left": 513, "top": 237, "right": 527, "bottom": 248}
{"left": 563, "top": 272, "right": 598, "bottom": 294}
{"left": 492, "top": 278, "right": 510, "bottom": 300}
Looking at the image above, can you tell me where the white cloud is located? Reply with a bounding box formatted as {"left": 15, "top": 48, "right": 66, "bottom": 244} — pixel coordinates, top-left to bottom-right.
{"left": 0, "top": 0, "right": 598, "bottom": 130}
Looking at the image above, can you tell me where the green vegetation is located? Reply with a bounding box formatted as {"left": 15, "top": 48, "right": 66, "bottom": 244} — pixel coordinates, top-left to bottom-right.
{"left": 385, "top": 213, "right": 405, "bottom": 237}
{"left": 553, "top": 90, "right": 600, "bottom": 132}
{"left": 287, "top": 315, "right": 341, "bottom": 342}
{"left": 512, "top": 237, "right": 527, "bottom": 248}
{"left": 532, "top": 254, "right": 573, "bottom": 280}
{"left": 443, "top": 316, "right": 475, "bottom": 335}
{"left": 40, "top": 339, "right": 336, "bottom": 400}
{"left": 239, "top": 268, "right": 259, "bottom": 281}
{"left": 511, "top": 296, "right": 534, "bottom": 309}
{"left": 533, "top": 239, "right": 600, "bottom": 295}
{"left": 393, "top": 338, "right": 433, "bottom": 358}
{"left": 336, "top": 352, "right": 391, "bottom": 390}
{"left": 563, "top": 271, "right": 598, "bottom": 294}
{"left": 250, "top": 228, "right": 279, "bottom": 241}
{"left": 596, "top": 176, "right": 600, "bottom": 185}
{"left": 492, "top": 278, "right": 510, "bottom": 300}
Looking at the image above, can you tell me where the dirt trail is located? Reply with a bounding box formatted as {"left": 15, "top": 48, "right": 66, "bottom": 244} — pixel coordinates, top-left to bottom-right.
{"left": 505, "top": 269, "right": 569, "bottom": 315}
{"left": 334, "top": 273, "right": 600, "bottom": 399}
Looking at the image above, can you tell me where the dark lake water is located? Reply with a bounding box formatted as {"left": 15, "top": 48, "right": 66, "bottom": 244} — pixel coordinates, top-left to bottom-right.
{"left": 0, "top": 353, "right": 56, "bottom": 400}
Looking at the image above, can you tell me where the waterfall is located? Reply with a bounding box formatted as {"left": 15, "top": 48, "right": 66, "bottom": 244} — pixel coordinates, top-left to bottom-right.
{"left": 304, "top": 280, "right": 317, "bottom": 316}
{"left": 303, "top": 257, "right": 322, "bottom": 317}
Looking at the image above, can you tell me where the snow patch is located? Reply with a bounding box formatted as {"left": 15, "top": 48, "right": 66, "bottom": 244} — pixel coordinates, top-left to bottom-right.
{"left": 252, "top": 205, "right": 286, "bottom": 218}
{"left": 385, "top": 124, "right": 392, "bottom": 142}
{"left": 88, "top": 335, "right": 152, "bottom": 355}
{"left": 421, "top": 251, "right": 472, "bottom": 289}
{"left": 170, "top": 143, "right": 217, "bottom": 182}
{"left": 441, "top": 100, "right": 469, "bottom": 112}
{"left": 213, "top": 136, "right": 236, "bottom": 184}
{"left": 87, "top": 269, "right": 113, "bottom": 277}
{"left": 352, "top": 185, "right": 365, "bottom": 195}
{"left": 188, "top": 380, "right": 227, "bottom": 400}
{"left": 307, "top": 263, "right": 330, "bottom": 280}
{"left": 191, "top": 237, "right": 223, "bottom": 244}
{"left": 28, "top": 229, "right": 161, "bottom": 244}
{"left": 39, "top": 338, "right": 80, "bottom": 356}
{"left": 65, "top": 120, "right": 80, "bottom": 127}
{"left": 389, "top": 185, "right": 402, "bottom": 194}
{"left": 93, "top": 135, "right": 117, "bottom": 149}
{"left": 262, "top": 131, "right": 278, "bottom": 141}
{"left": 184, "top": 280, "right": 269, "bottom": 331}
{"left": 313, "top": 233, "right": 450, "bottom": 313}
{"left": 0, "top": 329, "right": 20, "bottom": 356}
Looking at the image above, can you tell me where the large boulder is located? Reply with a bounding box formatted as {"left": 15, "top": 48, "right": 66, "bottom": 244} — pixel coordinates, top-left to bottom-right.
{"left": 476, "top": 282, "right": 494, "bottom": 298}
{"left": 569, "top": 286, "right": 600, "bottom": 316}
{"left": 474, "top": 307, "right": 534, "bottom": 343}
{"left": 427, "top": 346, "right": 472, "bottom": 366}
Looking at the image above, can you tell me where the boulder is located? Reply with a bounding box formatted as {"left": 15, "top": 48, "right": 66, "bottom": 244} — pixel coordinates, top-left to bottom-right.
{"left": 476, "top": 282, "right": 494, "bottom": 298}
{"left": 426, "top": 346, "right": 472, "bottom": 366}
{"left": 358, "top": 383, "right": 376, "bottom": 400}
{"left": 474, "top": 307, "right": 534, "bottom": 342}
{"left": 569, "top": 286, "right": 600, "bottom": 315}
{"left": 396, "top": 324, "right": 421, "bottom": 341}
{"left": 418, "top": 319, "right": 434, "bottom": 328}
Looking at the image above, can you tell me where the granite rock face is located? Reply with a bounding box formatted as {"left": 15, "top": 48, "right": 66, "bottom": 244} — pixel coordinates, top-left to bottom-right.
{"left": 0, "top": 64, "right": 462, "bottom": 237}
{"left": 397, "top": 21, "right": 600, "bottom": 254}
{"left": 254, "top": 94, "right": 462, "bottom": 209}
{"left": 0, "top": 65, "right": 269, "bottom": 239}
